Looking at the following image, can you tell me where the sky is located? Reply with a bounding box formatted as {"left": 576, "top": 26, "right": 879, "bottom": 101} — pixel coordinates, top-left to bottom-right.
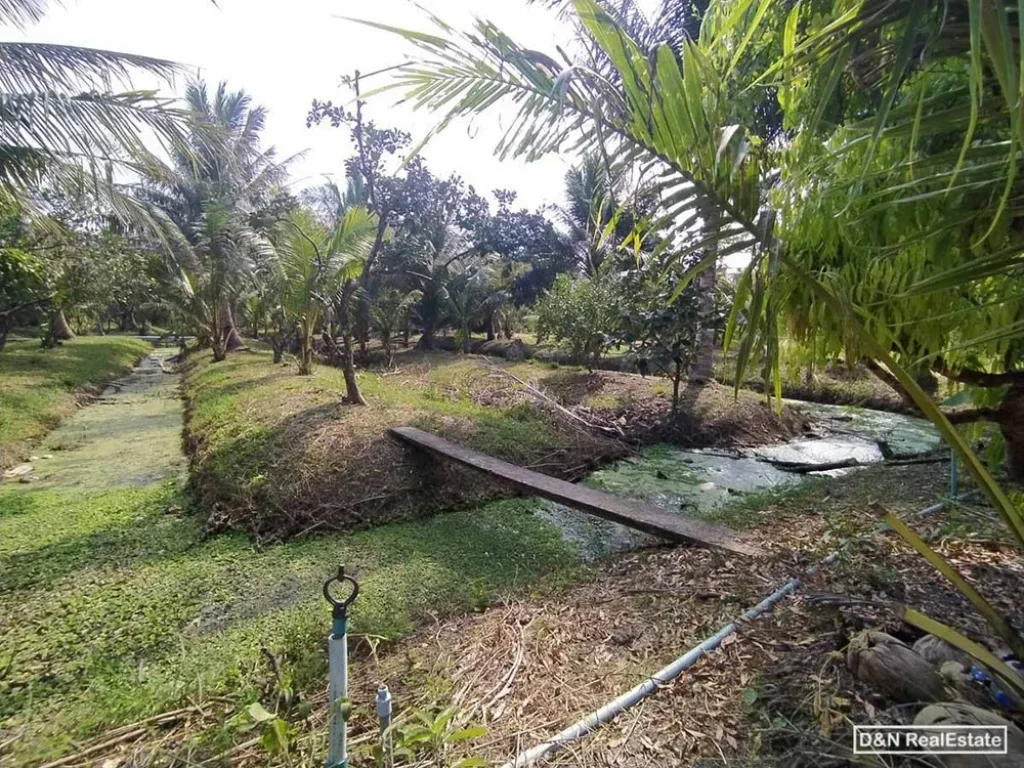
{"left": 14, "top": 0, "right": 580, "bottom": 211}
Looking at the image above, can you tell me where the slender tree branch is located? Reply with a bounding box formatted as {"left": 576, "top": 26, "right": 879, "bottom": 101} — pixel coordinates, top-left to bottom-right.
{"left": 864, "top": 358, "right": 912, "bottom": 402}
{"left": 0, "top": 293, "right": 54, "bottom": 318}
{"left": 933, "top": 358, "right": 1024, "bottom": 387}
{"left": 944, "top": 407, "right": 1002, "bottom": 424}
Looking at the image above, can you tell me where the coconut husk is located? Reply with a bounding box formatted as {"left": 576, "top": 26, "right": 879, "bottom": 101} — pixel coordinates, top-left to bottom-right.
{"left": 913, "top": 634, "right": 970, "bottom": 668}
{"left": 847, "top": 630, "right": 948, "bottom": 704}
{"left": 914, "top": 702, "right": 1024, "bottom": 768}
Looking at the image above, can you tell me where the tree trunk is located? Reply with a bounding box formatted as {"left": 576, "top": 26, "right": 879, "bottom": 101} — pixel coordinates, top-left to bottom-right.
{"left": 341, "top": 330, "right": 366, "bottom": 405}
{"left": 120, "top": 308, "right": 137, "bottom": 332}
{"left": 690, "top": 209, "right": 718, "bottom": 383}
{"left": 52, "top": 309, "right": 74, "bottom": 341}
{"left": 417, "top": 322, "right": 435, "bottom": 351}
{"left": 672, "top": 359, "right": 683, "bottom": 412}
{"left": 402, "top": 317, "right": 411, "bottom": 347}
{"left": 337, "top": 284, "right": 367, "bottom": 405}
{"left": 297, "top": 330, "right": 313, "bottom": 376}
{"left": 211, "top": 338, "right": 228, "bottom": 362}
{"left": 486, "top": 314, "right": 496, "bottom": 342}
{"left": 1002, "top": 381, "right": 1024, "bottom": 483}
{"left": 272, "top": 345, "right": 284, "bottom": 364}
{"left": 220, "top": 303, "right": 245, "bottom": 351}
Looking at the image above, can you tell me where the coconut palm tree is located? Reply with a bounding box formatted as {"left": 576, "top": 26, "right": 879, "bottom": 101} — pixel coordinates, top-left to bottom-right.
{"left": 277, "top": 206, "right": 378, "bottom": 377}
{"left": 0, "top": 0, "right": 193, "bottom": 210}
{"left": 372, "top": 287, "right": 422, "bottom": 366}
{"left": 405, "top": 225, "right": 473, "bottom": 350}
{"left": 137, "top": 79, "right": 295, "bottom": 360}
{"left": 368, "top": 0, "right": 1024, "bottom": 674}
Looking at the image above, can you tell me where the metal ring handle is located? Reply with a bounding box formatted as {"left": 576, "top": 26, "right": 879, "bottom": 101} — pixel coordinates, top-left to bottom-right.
{"left": 323, "top": 565, "right": 360, "bottom": 613}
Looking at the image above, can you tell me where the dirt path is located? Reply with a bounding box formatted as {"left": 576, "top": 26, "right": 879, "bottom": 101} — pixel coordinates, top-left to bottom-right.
{"left": 25, "top": 350, "right": 186, "bottom": 489}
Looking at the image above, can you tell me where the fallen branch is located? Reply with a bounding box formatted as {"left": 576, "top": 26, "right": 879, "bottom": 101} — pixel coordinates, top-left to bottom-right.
{"left": 474, "top": 356, "right": 625, "bottom": 439}
{"left": 885, "top": 455, "right": 949, "bottom": 466}
{"left": 37, "top": 728, "right": 148, "bottom": 768}
{"left": 768, "top": 458, "right": 862, "bottom": 474}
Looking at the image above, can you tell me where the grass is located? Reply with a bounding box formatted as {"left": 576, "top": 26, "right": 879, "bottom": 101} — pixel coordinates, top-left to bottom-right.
{"left": 183, "top": 349, "right": 622, "bottom": 537}
{"left": 0, "top": 342, "right": 593, "bottom": 765}
{"left": 0, "top": 336, "right": 151, "bottom": 468}
{"left": 0, "top": 480, "right": 583, "bottom": 764}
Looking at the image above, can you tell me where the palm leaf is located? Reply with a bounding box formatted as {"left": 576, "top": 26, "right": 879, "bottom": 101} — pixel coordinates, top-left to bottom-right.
{"left": 881, "top": 506, "right": 1024, "bottom": 659}
{"left": 0, "top": 43, "right": 181, "bottom": 93}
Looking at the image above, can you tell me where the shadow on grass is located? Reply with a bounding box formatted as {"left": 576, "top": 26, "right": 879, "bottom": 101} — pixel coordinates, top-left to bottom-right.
{"left": 0, "top": 486, "right": 198, "bottom": 593}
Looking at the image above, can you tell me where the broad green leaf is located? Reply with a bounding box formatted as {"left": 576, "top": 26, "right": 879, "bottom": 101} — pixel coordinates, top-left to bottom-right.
{"left": 449, "top": 725, "right": 488, "bottom": 742}
{"left": 247, "top": 702, "right": 276, "bottom": 723}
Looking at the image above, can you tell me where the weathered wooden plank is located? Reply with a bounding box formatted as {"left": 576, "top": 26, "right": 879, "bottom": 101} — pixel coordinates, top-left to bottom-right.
{"left": 389, "top": 426, "right": 759, "bottom": 557}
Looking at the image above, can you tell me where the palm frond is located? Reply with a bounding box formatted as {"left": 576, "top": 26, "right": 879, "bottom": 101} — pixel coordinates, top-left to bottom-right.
{"left": 0, "top": 43, "right": 181, "bottom": 93}
{"left": 0, "top": 91, "right": 191, "bottom": 164}
{"left": 0, "top": 0, "right": 49, "bottom": 28}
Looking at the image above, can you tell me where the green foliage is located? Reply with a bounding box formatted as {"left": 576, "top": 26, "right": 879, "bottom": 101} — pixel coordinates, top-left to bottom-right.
{"left": 0, "top": 246, "right": 45, "bottom": 344}
{"left": 372, "top": 287, "right": 422, "bottom": 365}
{"left": 138, "top": 79, "right": 295, "bottom": 361}
{"left": 276, "top": 205, "right": 379, "bottom": 374}
{"left": 377, "top": 707, "right": 487, "bottom": 767}
{"left": 373, "top": 0, "right": 1024, "bottom": 681}
{"left": 0, "top": 470, "right": 581, "bottom": 763}
{"left": 0, "top": 336, "right": 150, "bottom": 466}
{"left": 0, "top": 2, "right": 193, "bottom": 211}
{"left": 241, "top": 702, "right": 295, "bottom": 757}
{"left": 535, "top": 272, "right": 621, "bottom": 367}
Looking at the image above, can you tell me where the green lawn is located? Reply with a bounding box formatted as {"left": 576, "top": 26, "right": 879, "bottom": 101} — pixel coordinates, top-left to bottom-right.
{"left": 0, "top": 336, "right": 151, "bottom": 467}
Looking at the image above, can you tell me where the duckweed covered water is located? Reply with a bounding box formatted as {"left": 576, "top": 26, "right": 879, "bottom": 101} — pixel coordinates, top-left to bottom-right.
{"left": 540, "top": 400, "right": 941, "bottom": 560}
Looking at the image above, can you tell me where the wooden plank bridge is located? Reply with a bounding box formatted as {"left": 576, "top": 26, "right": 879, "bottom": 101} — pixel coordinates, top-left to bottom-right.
{"left": 389, "top": 427, "right": 759, "bottom": 556}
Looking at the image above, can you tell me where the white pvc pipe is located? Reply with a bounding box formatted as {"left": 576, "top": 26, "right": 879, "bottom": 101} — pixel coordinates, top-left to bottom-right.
{"left": 327, "top": 631, "right": 348, "bottom": 767}
{"left": 501, "top": 489, "right": 981, "bottom": 768}
{"left": 502, "top": 553, "right": 838, "bottom": 768}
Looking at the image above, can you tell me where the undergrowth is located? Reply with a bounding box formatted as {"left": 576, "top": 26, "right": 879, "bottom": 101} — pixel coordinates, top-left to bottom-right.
{"left": 182, "top": 350, "right": 622, "bottom": 537}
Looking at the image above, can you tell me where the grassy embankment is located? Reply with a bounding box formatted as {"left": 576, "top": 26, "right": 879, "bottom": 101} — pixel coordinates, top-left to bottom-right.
{"left": 437, "top": 333, "right": 908, "bottom": 410}
{"left": 183, "top": 347, "right": 804, "bottom": 537}
{"left": 0, "top": 335, "right": 151, "bottom": 468}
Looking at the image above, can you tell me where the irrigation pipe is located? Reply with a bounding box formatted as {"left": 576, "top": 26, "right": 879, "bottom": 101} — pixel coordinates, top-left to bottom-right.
{"left": 501, "top": 490, "right": 978, "bottom": 768}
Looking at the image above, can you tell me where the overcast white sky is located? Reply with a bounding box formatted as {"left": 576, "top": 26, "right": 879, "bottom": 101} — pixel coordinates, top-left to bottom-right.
{"left": 14, "top": 0, "right": 579, "bottom": 210}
